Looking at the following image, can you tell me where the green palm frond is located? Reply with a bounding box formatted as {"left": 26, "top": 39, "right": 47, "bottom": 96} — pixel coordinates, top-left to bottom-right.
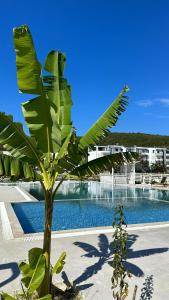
{"left": 78, "top": 86, "right": 129, "bottom": 151}
{"left": 70, "top": 152, "right": 139, "bottom": 178}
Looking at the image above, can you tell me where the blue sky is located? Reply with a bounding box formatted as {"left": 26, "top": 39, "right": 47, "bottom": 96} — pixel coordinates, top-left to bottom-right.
{"left": 1, "top": 0, "right": 169, "bottom": 136}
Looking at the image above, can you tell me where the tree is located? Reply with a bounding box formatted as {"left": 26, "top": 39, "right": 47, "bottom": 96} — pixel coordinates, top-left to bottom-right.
{"left": 150, "top": 162, "right": 167, "bottom": 173}
{"left": 135, "top": 160, "right": 150, "bottom": 173}
{"left": 0, "top": 25, "right": 138, "bottom": 296}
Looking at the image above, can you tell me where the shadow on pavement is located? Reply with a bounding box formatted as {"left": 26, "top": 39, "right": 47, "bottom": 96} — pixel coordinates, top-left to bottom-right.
{"left": 72, "top": 234, "right": 168, "bottom": 291}
{"left": 0, "top": 262, "right": 20, "bottom": 288}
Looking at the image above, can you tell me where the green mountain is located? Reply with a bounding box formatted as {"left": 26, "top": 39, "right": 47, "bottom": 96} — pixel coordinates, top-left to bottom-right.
{"left": 100, "top": 132, "right": 169, "bottom": 148}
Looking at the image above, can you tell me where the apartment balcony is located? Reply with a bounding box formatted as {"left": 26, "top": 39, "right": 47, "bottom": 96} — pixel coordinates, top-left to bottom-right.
{"left": 156, "top": 155, "right": 164, "bottom": 159}
{"left": 141, "top": 155, "right": 149, "bottom": 160}
{"left": 137, "top": 150, "right": 149, "bottom": 154}
{"left": 97, "top": 152, "right": 110, "bottom": 158}
{"left": 156, "top": 159, "right": 164, "bottom": 162}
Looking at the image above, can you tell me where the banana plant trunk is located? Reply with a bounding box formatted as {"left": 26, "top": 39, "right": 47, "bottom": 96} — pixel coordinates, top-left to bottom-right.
{"left": 39, "top": 188, "right": 53, "bottom": 296}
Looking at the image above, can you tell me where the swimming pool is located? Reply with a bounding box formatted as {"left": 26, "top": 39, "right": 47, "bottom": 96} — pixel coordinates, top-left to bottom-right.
{"left": 12, "top": 181, "right": 169, "bottom": 233}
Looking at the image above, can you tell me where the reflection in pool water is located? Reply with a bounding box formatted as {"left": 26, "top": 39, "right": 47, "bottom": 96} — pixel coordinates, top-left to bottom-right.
{"left": 13, "top": 181, "right": 169, "bottom": 233}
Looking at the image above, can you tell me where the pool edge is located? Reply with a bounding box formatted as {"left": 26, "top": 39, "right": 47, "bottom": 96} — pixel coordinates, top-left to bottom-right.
{"left": 13, "top": 221, "right": 169, "bottom": 241}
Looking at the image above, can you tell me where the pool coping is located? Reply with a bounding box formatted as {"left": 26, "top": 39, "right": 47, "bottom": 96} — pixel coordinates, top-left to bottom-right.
{"left": 14, "top": 186, "right": 38, "bottom": 202}
{"left": 20, "top": 221, "right": 169, "bottom": 241}
{"left": 0, "top": 185, "right": 38, "bottom": 240}
{"left": 3, "top": 183, "right": 169, "bottom": 240}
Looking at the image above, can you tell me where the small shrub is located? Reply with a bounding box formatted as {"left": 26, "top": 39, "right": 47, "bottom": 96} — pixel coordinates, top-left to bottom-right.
{"left": 111, "top": 206, "right": 132, "bottom": 300}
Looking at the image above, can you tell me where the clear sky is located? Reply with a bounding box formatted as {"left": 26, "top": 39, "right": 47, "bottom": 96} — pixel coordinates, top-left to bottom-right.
{"left": 1, "top": 0, "right": 169, "bottom": 136}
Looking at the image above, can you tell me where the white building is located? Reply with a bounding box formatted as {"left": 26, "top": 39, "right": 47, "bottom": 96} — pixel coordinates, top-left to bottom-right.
{"left": 88, "top": 145, "right": 169, "bottom": 168}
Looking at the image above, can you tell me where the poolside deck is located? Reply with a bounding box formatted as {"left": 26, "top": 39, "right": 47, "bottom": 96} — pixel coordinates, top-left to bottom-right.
{"left": 0, "top": 226, "right": 169, "bottom": 299}
{"left": 0, "top": 185, "right": 37, "bottom": 203}
{"left": 1, "top": 185, "right": 169, "bottom": 299}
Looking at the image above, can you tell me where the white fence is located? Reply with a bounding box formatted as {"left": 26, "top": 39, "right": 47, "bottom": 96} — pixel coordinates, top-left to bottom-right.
{"left": 100, "top": 173, "right": 169, "bottom": 185}
{"left": 135, "top": 173, "right": 169, "bottom": 184}
{"left": 100, "top": 173, "right": 135, "bottom": 185}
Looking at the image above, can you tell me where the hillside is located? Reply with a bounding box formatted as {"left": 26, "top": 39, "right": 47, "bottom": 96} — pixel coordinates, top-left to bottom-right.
{"left": 100, "top": 132, "right": 169, "bottom": 148}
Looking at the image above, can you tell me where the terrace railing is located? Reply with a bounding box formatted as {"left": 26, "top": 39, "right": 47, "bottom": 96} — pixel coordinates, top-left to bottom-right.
{"left": 100, "top": 172, "right": 169, "bottom": 185}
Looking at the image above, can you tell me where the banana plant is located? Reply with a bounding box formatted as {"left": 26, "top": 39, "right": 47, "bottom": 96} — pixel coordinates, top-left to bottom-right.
{"left": 2, "top": 248, "right": 66, "bottom": 300}
{"left": 0, "top": 24, "right": 138, "bottom": 296}
{"left": 2, "top": 248, "right": 50, "bottom": 300}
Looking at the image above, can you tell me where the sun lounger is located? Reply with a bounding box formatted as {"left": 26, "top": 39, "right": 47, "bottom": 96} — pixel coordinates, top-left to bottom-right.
{"left": 151, "top": 176, "right": 167, "bottom": 187}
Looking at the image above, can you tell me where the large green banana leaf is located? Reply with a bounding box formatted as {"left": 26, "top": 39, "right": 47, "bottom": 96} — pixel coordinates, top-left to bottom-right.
{"left": 0, "top": 156, "right": 4, "bottom": 175}
{"left": 3, "top": 155, "right": 11, "bottom": 176}
{"left": 52, "top": 251, "right": 66, "bottom": 274}
{"left": 19, "top": 248, "right": 43, "bottom": 287}
{"left": 19, "top": 247, "right": 46, "bottom": 293}
{"left": 2, "top": 293, "right": 16, "bottom": 300}
{"left": 44, "top": 52, "right": 72, "bottom": 142}
{"left": 70, "top": 152, "right": 139, "bottom": 178}
{"left": 55, "top": 130, "right": 73, "bottom": 161}
{"left": 54, "top": 133, "right": 85, "bottom": 174}
{"left": 14, "top": 26, "right": 72, "bottom": 154}
{"left": 10, "top": 156, "right": 20, "bottom": 177}
{"left": 13, "top": 25, "right": 42, "bottom": 95}
{"left": 0, "top": 113, "right": 40, "bottom": 164}
{"left": 22, "top": 96, "right": 61, "bottom": 154}
{"left": 59, "top": 78, "right": 72, "bottom": 141}
{"left": 27, "top": 254, "right": 46, "bottom": 293}
{"left": 78, "top": 86, "right": 129, "bottom": 151}
{"left": 0, "top": 154, "right": 39, "bottom": 179}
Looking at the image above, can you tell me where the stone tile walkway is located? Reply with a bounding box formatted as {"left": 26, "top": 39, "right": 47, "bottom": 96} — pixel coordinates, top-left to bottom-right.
{"left": 0, "top": 185, "right": 169, "bottom": 299}
{"left": 0, "top": 226, "right": 169, "bottom": 299}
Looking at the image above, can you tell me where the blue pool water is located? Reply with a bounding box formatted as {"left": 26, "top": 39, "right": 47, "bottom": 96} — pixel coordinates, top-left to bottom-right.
{"left": 12, "top": 181, "right": 169, "bottom": 233}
